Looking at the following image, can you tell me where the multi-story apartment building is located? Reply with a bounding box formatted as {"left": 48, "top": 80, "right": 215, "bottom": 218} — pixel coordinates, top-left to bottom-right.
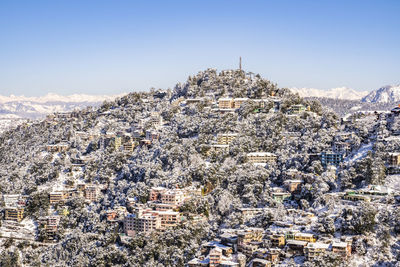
{"left": 49, "top": 191, "right": 67, "bottom": 204}
{"left": 3, "top": 194, "right": 27, "bottom": 207}
{"left": 209, "top": 247, "right": 223, "bottom": 267}
{"left": 160, "top": 190, "right": 185, "bottom": 206}
{"left": 320, "top": 152, "right": 344, "bottom": 167}
{"left": 233, "top": 98, "right": 249, "bottom": 109}
{"left": 157, "top": 210, "right": 180, "bottom": 228}
{"left": 123, "top": 141, "right": 135, "bottom": 152}
{"left": 84, "top": 186, "right": 98, "bottom": 202}
{"left": 217, "top": 133, "right": 238, "bottom": 145}
{"left": 124, "top": 206, "right": 181, "bottom": 236}
{"left": 304, "top": 242, "right": 330, "bottom": 260}
{"left": 39, "top": 215, "right": 61, "bottom": 239}
{"left": 247, "top": 152, "right": 277, "bottom": 164}
{"left": 332, "top": 241, "right": 352, "bottom": 257}
{"left": 114, "top": 136, "right": 122, "bottom": 150}
{"left": 124, "top": 213, "right": 161, "bottom": 237}
{"left": 5, "top": 206, "right": 24, "bottom": 222}
{"left": 294, "top": 233, "right": 316, "bottom": 243}
{"left": 148, "top": 187, "right": 167, "bottom": 201}
{"left": 218, "top": 98, "right": 234, "bottom": 109}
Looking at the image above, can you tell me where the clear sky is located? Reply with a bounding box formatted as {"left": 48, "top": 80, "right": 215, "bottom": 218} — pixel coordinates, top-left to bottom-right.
{"left": 0, "top": 0, "right": 399, "bottom": 96}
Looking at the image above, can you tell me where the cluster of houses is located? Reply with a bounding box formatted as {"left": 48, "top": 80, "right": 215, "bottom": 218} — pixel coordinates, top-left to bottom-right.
{"left": 44, "top": 111, "right": 165, "bottom": 156}
{"left": 49, "top": 183, "right": 99, "bottom": 204}
{"left": 1, "top": 181, "right": 99, "bottom": 241}
{"left": 188, "top": 227, "right": 352, "bottom": 267}
{"left": 123, "top": 186, "right": 202, "bottom": 237}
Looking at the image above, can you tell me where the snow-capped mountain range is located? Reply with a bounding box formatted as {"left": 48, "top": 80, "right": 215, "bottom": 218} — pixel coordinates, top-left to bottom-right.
{"left": 0, "top": 93, "right": 125, "bottom": 119}
{"left": 291, "top": 85, "right": 400, "bottom": 103}
{"left": 361, "top": 85, "right": 400, "bottom": 103}
{"left": 290, "top": 87, "right": 369, "bottom": 100}
{"left": 0, "top": 93, "right": 125, "bottom": 133}
{"left": 0, "top": 93, "right": 125, "bottom": 105}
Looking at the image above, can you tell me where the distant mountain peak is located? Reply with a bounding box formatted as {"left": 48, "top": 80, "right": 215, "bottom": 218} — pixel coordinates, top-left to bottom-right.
{"left": 290, "top": 87, "right": 369, "bottom": 100}
{"left": 361, "top": 85, "right": 400, "bottom": 103}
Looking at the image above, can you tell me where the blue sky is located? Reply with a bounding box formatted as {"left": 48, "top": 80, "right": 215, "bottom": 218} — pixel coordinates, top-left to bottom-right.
{"left": 0, "top": 0, "right": 399, "bottom": 96}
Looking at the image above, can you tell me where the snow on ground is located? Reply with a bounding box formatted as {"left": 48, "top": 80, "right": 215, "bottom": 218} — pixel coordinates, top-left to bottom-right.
{"left": 345, "top": 143, "right": 373, "bottom": 163}
{"left": 0, "top": 218, "right": 36, "bottom": 240}
{"left": 342, "top": 113, "right": 352, "bottom": 121}
{"left": 350, "top": 105, "right": 361, "bottom": 111}
{"left": 385, "top": 175, "right": 400, "bottom": 192}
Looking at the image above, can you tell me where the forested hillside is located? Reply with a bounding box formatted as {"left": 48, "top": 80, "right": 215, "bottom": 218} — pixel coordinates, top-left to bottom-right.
{"left": 0, "top": 69, "right": 399, "bottom": 266}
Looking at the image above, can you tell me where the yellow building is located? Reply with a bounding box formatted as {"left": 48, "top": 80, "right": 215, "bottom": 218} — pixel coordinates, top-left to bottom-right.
{"left": 294, "top": 233, "right": 316, "bottom": 243}
{"left": 123, "top": 141, "right": 135, "bottom": 152}
{"left": 233, "top": 98, "right": 249, "bottom": 108}
{"left": 218, "top": 98, "right": 234, "bottom": 109}
{"left": 270, "top": 233, "right": 285, "bottom": 247}
{"left": 114, "top": 136, "right": 122, "bottom": 150}
{"left": 49, "top": 191, "right": 67, "bottom": 204}
{"left": 5, "top": 206, "right": 24, "bottom": 222}
{"left": 217, "top": 133, "right": 238, "bottom": 145}
{"left": 247, "top": 152, "right": 277, "bottom": 164}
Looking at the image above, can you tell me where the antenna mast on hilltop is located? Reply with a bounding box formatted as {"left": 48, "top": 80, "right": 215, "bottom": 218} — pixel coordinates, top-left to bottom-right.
{"left": 239, "top": 57, "right": 242, "bottom": 71}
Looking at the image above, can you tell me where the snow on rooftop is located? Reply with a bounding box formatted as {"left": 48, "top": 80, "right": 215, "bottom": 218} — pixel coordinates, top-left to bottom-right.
{"left": 210, "top": 144, "right": 230, "bottom": 148}
{"left": 307, "top": 242, "right": 330, "bottom": 249}
{"left": 286, "top": 240, "right": 308, "bottom": 246}
{"left": 332, "top": 241, "right": 348, "bottom": 248}
{"left": 247, "top": 152, "right": 276, "bottom": 156}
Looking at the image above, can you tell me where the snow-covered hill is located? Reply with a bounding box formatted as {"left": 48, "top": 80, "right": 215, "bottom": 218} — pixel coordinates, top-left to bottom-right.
{"left": 291, "top": 87, "right": 369, "bottom": 100}
{"left": 361, "top": 85, "right": 400, "bottom": 103}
